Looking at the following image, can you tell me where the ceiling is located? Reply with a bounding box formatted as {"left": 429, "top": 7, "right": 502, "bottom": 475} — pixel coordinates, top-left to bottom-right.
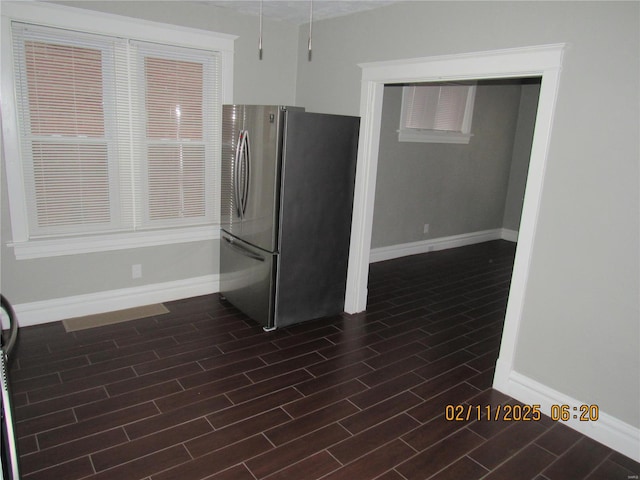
{"left": 202, "top": 0, "right": 398, "bottom": 25}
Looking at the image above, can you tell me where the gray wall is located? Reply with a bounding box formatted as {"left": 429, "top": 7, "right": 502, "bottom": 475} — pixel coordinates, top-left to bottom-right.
{"left": 1, "top": 1, "right": 299, "bottom": 305}
{"left": 372, "top": 80, "right": 526, "bottom": 249}
{"left": 294, "top": 2, "right": 639, "bottom": 429}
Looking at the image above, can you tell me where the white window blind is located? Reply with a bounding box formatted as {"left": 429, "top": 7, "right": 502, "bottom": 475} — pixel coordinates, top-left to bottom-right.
{"left": 13, "top": 24, "right": 119, "bottom": 237}
{"left": 399, "top": 84, "right": 476, "bottom": 144}
{"left": 11, "top": 22, "right": 221, "bottom": 240}
{"left": 134, "top": 42, "right": 219, "bottom": 228}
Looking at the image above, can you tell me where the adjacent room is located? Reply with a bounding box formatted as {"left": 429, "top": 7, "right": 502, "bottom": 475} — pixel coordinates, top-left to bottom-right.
{"left": 1, "top": 1, "right": 638, "bottom": 479}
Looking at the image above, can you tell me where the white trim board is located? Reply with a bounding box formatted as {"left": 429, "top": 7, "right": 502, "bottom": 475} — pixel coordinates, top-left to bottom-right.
{"left": 369, "top": 228, "right": 518, "bottom": 263}
{"left": 506, "top": 371, "right": 640, "bottom": 462}
{"left": 11, "top": 275, "right": 219, "bottom": 327}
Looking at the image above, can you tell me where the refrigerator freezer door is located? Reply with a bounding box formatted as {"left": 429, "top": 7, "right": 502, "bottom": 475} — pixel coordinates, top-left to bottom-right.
{"left": 219, "top": 231, "right": 276, "bottom": 329}
{"left": 275, "top": 111, "right": 360, "bottom": 327}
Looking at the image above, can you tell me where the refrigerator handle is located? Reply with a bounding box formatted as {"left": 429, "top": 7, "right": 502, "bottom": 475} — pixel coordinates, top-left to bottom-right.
{"left": 234, "top": 130, "right": 245, "bottom": 218}
{"left": 242, "top": 129, "right": 251, "bottom": 217}
{"left": 222, "top": 234, "right": 265, "bottom": 262}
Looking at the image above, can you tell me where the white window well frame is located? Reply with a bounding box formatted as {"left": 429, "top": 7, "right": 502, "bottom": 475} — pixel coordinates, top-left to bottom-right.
{"left": 398, "top": 83, "right": 476, "bottom": 144}
{"left": 1, "top": 2, "right": 236, "bottom": 259}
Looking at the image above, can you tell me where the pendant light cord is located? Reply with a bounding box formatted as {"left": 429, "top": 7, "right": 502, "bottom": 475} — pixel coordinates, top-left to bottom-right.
{"left": 308, "top": 0, "right": 313, "bottom": 61}
{"left": 259, "top": 0, "right": 263, "bottom": 60}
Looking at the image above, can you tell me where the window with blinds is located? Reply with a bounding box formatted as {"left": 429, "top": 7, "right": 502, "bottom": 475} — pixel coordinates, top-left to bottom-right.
{"left": 398, "top": 84, "right": 476, "bottom": 144}
{"left": 11, "top": 22, "right": 221, "bottom": 239}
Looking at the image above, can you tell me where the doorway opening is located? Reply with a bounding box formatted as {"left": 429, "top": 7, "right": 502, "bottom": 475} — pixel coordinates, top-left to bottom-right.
{"left": 370, "top": 77, "right": 541, "bottom": 261}
{"left": 342, "top": 44, "right": 565, "bottom": 396}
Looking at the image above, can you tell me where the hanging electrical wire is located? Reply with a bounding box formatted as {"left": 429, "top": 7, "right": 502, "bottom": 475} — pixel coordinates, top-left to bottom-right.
{"left": 259, "top": 0, "right": 263, "bottom": 60}
{"left": 308, "top": 0, "right": 313, "bottom": 61}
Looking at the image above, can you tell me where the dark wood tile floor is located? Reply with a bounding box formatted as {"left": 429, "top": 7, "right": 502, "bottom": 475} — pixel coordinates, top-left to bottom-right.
{"left": 7, "top": 240, "right": 639, "bottom": 480}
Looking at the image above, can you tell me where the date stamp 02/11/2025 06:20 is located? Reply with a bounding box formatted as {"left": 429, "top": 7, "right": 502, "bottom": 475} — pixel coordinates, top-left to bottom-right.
{"left": 445, "top": 403, "right": 639, "bottom": 479}
{"left": 445, "top": 403, "right": 600, "bottom": 422}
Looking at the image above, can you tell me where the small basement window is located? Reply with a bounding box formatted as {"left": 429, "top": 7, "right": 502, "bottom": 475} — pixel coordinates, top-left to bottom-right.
{"left": 398, "top": 83, "right": 476, "bottom": 144}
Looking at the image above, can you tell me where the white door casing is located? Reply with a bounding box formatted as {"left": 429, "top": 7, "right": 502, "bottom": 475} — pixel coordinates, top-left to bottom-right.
{"left": 343, "top": 43, "right": 566, "bottom": 389}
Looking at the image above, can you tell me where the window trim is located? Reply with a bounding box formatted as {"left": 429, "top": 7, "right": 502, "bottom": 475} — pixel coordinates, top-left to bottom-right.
{"left": 398, "top": 84, "right": 476, "bottom": 144}
{"left": 1, "top": 2, "right": 235, "bottom": 259}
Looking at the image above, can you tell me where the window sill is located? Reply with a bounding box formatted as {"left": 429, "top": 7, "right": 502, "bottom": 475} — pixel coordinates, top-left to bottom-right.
{"left": 8, "top": 225, "right": 220, "bottom": 260}
{"left": 398, "top": 129, "right": 472, "bottom": 144}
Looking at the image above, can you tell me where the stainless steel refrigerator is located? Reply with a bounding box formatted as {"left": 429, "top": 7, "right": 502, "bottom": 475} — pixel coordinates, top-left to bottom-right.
{"left": 219, "top": 105, "right": 359, "bottom": 330}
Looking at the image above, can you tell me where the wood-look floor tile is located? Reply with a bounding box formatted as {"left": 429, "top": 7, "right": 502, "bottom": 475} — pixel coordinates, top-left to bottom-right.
{"left": 364, "top": 342, "right": 428, "bottom": 370}
{"left": 106, "top": 362, "right": 203, "bottom": 396}
{"left": 585, "top": 458, "right": 640, "bottom": 479}
{"left": 468, "top": 420, "right": 548, "bottom": 469}
{"left": 204, "top": 464, "right": 257, "bottom": 480}
{"left": 246, "top": 424, "right": 350, "bottom": 478}
{"left": 91, "top": 418, "right": 211, "bottom": 471}
{"left": 283, "top": 379, "right": 367, "bottom": 418}
{"left": 60, "top": 351, "right": 157, "bottom": 382}
{"left": 358, "top": 355, "right": 428, "bottom": 388}
{"left": 206, "top": 387, "right": 302, "bottom": 429}
{"left": 294, "top": 362, "right": 373, "bottom": 396}
{"left": 124, "top": 393, "right": 231, "bottom": 439}
{"left": 411, "top": 364, "right": 478, "bottom": 401}
{"left": 328, "top": 413, "right": 419, "bottom": 465}
{"left": 265, "top": 399, "right": 358, "bottom": 446}
{"left": 320, "top": 439, "right": 416, "bottom": 480}
{"left": 260, "top": 451, "right": 341, "bottom": 480}
{"left": 427, "top": 455, "right": 489, "bottom": 480}
{"left": 306, "top": 346, "right": 379, "bottom": 377}
{"left": 38, "top": 402, "right": 159, "bottom": 449}
{"left": 402, "top": 414, "right": 474, "bottom": 452}
{"left": 74, "top": 380, "right": 181, "bottom": 421}
{"left": 534, "top": 422, "right": 583, "bottom": 456}
{"left": 227, "top": 369, "right": 312, "bottom": 404}
{"left": 154, "top": 374, "right": 248, "bottom": 412}
{"left": 245, "top": 352, "right": 324, "bottom": 383}
{"left": 88, "top": 445, "right": 192, "bottom": 480}
{"left": 413, "top": 349, "right": 476, "bottom": 380}
{"left": 542, "top": 437, "right": 612, "bottom": 480}
{"left": 153, "top": 434, "right": 272, "bottom": 480}
{"left": 407, "top": 382, "right": 480, "bottom": 424}
{"left": 397, "top": 425, "right": 485, "bottom": 479}
{"left": 15, "top": 387, "right": 107, "bottom": 422}
{"left": 23, "top": 456, "right": 94, "bottom": 480}
{"left": 481, "top": 444, "right": 556, "bottom": 480}
{"left": 608, "top": 452, "right": 640, "bottom": 474}
{"left": 27, "top": 367, "right": 136, "bottom": 403}
{"left": 186, "top": 408, "right": 291, "bottom": 458}
{"left": 21, "top": 429, "right": 127, "bottom": 476}
{"left": 340, "top": 391, "right": 422, "bottom": 435}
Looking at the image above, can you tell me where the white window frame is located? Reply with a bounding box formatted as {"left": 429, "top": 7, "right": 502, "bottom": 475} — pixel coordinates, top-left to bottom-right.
{"left": 398, "top": 84, "right": 476, "bottom": 144}
{"left": 1, "top": 2, "right": 236, "bottom": 259}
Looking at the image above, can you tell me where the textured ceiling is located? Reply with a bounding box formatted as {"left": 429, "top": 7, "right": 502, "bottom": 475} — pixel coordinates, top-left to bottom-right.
{"left": 203, "top": 1, "right": 398, "bottom": 25}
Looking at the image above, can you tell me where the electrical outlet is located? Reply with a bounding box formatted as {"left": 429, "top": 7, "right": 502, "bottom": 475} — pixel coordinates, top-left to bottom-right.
{"left": 423, "top": 223, "right": 430, "bottom": 234}
{"left": 132, "top": 264, "right": 142, "bottom": 279}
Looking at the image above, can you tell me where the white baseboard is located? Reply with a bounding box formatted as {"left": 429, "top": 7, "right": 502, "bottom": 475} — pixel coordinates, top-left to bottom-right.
{"left": 13, "top": 274, "right": 219, "bottom": 327}
{"left": 496, "top": 369, "right": 640, "bottom": 462}
{"left": 370, "top": 228, "right": 518, "bottom": 263}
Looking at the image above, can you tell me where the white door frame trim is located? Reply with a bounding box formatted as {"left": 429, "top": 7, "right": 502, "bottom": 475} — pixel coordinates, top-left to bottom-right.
{"left": 344, "top": 43, "right": 566, "bottom": 388}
